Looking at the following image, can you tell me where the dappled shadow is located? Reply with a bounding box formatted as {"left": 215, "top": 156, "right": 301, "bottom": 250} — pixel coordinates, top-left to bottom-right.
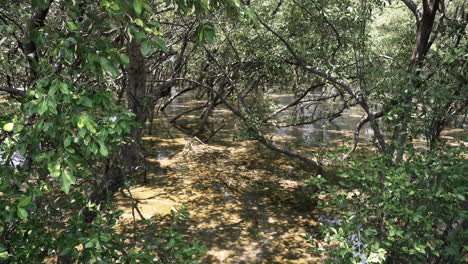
{"left": 113, "top": 94, "right": 378, "bottom": 263}
{"left": 113, "top": 92, "right": 468, "bottom": 263}
{"left": 115, "top": 135, "right": 325, "bottom": 263}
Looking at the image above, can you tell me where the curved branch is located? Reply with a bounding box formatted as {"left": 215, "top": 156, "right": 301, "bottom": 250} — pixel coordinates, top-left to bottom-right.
{"left": 21, "top": 0, "right": 54, "bottom": 79}
{"left": 264, "top": 82, "right": 325, "bottom": 122}
{"left": 257, "top": 16, "right": 359, "bottom": 101}
{"left": 401, "top": 0, "right": 420, "bottom": 19}
{"left": 346, "top": 111, "right": 385, "bottom": 158}
{"left": 222, "top": 97, "right": 324, "bottom": 175}
{"left": 257, "top": 15, "right": 387, "bottom": 151}
{"left": 277, "top": 99, "right": 358, "bottom": 128}
{"left": 271, "top": 0, "right": 283, "bottom": 16}
{"left": 0, "top": 87, "right": 25, "bottom": 96}
{"left": 160, "top": 86, "right": 197, "bottom": 112}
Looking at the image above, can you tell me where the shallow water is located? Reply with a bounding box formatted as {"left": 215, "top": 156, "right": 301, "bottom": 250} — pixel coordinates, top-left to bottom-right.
{"left": 114, "top": 92, "right": 466, "bottom": 263}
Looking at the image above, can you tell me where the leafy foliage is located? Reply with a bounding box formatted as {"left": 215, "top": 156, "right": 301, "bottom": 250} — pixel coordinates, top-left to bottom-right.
{"left": 308, "top": 147, "right": 467, "bottom": 263}
{"left": 0, "top": 0, "right": 246, "bottom": 262}
{"left": 0, "top": 0, "right": 466, "bottom": 263}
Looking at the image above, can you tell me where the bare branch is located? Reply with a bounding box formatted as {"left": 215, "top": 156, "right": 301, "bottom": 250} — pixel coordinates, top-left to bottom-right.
{"left": 160, "top": 86, "right": 197, "bottom": 112}
{"left": 154, "top": 7, "right": 175, "bottom": 15}
{"left": 0, "top": 87, "right": 25, "bottom": 96}
{"left": 271, "top": 0, "right": 283, "bottom": 16}
{"left": 257, "top": 15, "right": 387, "bottom": 151}
{"left": 277, "top": 98, "right": 357, "bottom": 128}
{"left": 265, "top": 82, "right": 325, "bottom": 121}
{"left": 401, "top": 0, "right": 420, "bottom": 18}
{"left": 222, "top": 97, "right": 324, "bottom": 175}
{"left": 0, "top": 10, "right": 24, "bottom": 32}
{"left": 345, "top": 111, "right": 385, "bottom": 158}
{"left": 257, "top": 16, "right": 359, "bottom": 102}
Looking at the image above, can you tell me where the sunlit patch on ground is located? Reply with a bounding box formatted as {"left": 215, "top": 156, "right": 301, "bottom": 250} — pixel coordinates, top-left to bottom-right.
{"left": 114, "top": 94, "right": 466, "bottom": 263}
{"left": 115, "top": 131, "right": 325, "bottom": 263}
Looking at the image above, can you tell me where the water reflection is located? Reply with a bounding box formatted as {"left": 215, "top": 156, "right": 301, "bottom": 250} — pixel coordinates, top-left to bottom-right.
{"left": 131, "top": 92, "right": 385, "bottom": 263}
{"left": 0, "top": 151, "right": 25, "bottom": 167}
{"left": 157, "top": 92, "right": 372, "bottom": 149}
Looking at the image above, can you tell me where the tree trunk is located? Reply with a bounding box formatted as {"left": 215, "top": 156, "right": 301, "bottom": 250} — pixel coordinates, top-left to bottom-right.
{"left": 57, "top": 40, "right": 148, "bottom": 264}
{"left": 21, "top": 0, "right": 54, "bottom": 79}
{"left": 127, "top": 40, "right": 148, "bottom": 142}
{"left": 391, "top": 0, "right": 439, "bottom": 163}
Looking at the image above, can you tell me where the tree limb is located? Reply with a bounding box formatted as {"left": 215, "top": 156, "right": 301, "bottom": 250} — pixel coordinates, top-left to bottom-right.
{"left": 401, "top": 0, "right": 420, "bottom": 18}
{"left": 0, "top": 87, "right": 25, "bottom": 96}
{"left": 257, "top": 15, "right": 387, "bottom": 151}
{"left": 345, "top": 111, "right": 385, "bottom": 158}
{"left": 264, "top": 82, "right": 325, "bottom": 122}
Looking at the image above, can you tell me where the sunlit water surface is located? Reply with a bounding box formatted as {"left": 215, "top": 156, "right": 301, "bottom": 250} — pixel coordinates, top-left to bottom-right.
{"left": 113, "top": 92, "right": 465, "bottom": 263}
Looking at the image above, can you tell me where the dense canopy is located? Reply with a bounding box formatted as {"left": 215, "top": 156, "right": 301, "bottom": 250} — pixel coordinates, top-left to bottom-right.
{"left": 0, "top": 0, "right": 466, "bottom": 263}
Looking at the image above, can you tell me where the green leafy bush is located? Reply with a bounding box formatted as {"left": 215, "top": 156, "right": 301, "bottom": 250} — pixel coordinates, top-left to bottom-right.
{"left": 308, "top": 147, "right": 467, "bottom": 263}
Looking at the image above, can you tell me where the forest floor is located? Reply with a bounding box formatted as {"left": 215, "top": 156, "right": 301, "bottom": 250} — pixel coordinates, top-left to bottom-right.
{"left": 115, "top": 134, "right": 325, "bottom": 263}
{"left": 113, "top": 98, "right": 466, "bottom": 263}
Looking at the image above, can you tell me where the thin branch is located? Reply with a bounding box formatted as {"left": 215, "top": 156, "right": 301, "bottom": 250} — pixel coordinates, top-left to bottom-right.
{"left": 345, "top": 111, "right": 385, "bottom": 158}
{"left": 201, "top": 38, "right": 324, "bottom": 173}
{"left": 257, "top": 16, "right": 359, "bottom": 101}
{"left": 277, "top": 99, "right": 358, "bottom": 128}
{"left": 264, "top": 82, "right": 325, "bottom": 121}
{"left": 0, "top": 10, "right": 24, "bottom": 32}
{"left": 258, "top": 15, "right": 387, "bottom": 151}
{"left": 271, "top": 0, "right": 283, "bottom": 16}
{"left": 0, "top": 87, "right": 25, "bottom": 96}
{"left": 223, "top": 97, "right": 324, "bottom": 175}
{"left": 291, "top": 0, "right": 342, "bottom": 57}
{"left": 401, "top": 0, "right": 420, "bottom": 18}
{"left": 160, "top": 86, "right": 196, "bottom": 112}
{"left": 154, "top": 7, "right": 175, "bottom": 15}
{"left": 169, "top": 104, "right": 209, "bottom": 125}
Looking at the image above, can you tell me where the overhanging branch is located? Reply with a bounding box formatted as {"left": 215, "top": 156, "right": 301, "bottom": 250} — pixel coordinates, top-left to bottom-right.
{"left": 0, "top": 87, "right": 25, "bottom": 96}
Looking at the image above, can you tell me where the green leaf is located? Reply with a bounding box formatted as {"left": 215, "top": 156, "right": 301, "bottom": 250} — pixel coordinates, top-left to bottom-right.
{"left": 100, "top": 233, "right": 112, "bottom": 242}
{"left": 85, "top": 238, "right": 97, "bottom": 249}
{"left": 18, "top": 196, "right": 32, "bottom": 208}
{"left": 143, "top": 2, "right": 153, "bottom": 13}
{"left": 48, "top": 161, "right": 61, "bottom": 178}
{"left": 133, "top": 18, "right": 144, "bottom": 27}
{"left": 79, "top": 96, "right": 93, "bottom": 107}
{"left": 0, "top": 251, "right": 8, "bottom": 260}
{"left": 47, "top": 99, "right": 58, "bottom": 114}
{"left": 133, "top": 0, "right": 143, "bottom": 15}
{"left": 59, "top": 82, "right": 69, "bottom": 94}
{"left": 90, "top": 143, "right": 98, "bottom": 154}
{"left": 32, "top": 0, "right": 49, "bottom": 9}
{"left": 66, "top": 21, "right": 78, "bottom": 31}
{"left": 38, "top": 100, "right": 48, "bottom": 115}
{"left": 62, "top": 48, "right": 74, "bottom": 64}
{"left": 99, "top": 143, "right": 109, "bottom": 157}
{"left": 83, "top": 116, "right": 97, "bottom": 134}
{"left": 140, "top": 40, "right": 152, "bottom": 56}
{"left": 154, "top": 38, "right": 167, "bottom": 51}
{"left": 164, "top": 238, "right": 176, "bottom": 250}
{"left": 60, "top": 169, "right": 76, "bottom": 193}
{"left": 77, "top": 118, "right": 85, "bottom": 128}
{"left": 50, "top": 82, "right": 59, "bottom": 95}
{"left": 198, "top": 24, "right": 215, "bottom": 45}
{"left": 64, "top": 136, "right": 72, "bottom": 147}
{"left": 65, "top": 146, "right": 75, "bottom": 154}
{"left": 203, "top": 25, "right": 215, "bottom": 44}
{"left": 454, "top": 193, "right": 465, "bottom": 201}
{"left": 119, "top": 53, "right": 130, "bottom": 65}
{"left": 17, "top": 208, "right": 28, "bottom": 220}
{"left": 2, "top": 122, "right": 14, "bottom": 132}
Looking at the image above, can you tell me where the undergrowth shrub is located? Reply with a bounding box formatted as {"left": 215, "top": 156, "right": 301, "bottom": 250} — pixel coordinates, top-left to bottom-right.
{"left": 307, "top": 147, "right": 467, "bottom": 263}
{"left": 0, "top": 203, "right": 204, "bottom": 263}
